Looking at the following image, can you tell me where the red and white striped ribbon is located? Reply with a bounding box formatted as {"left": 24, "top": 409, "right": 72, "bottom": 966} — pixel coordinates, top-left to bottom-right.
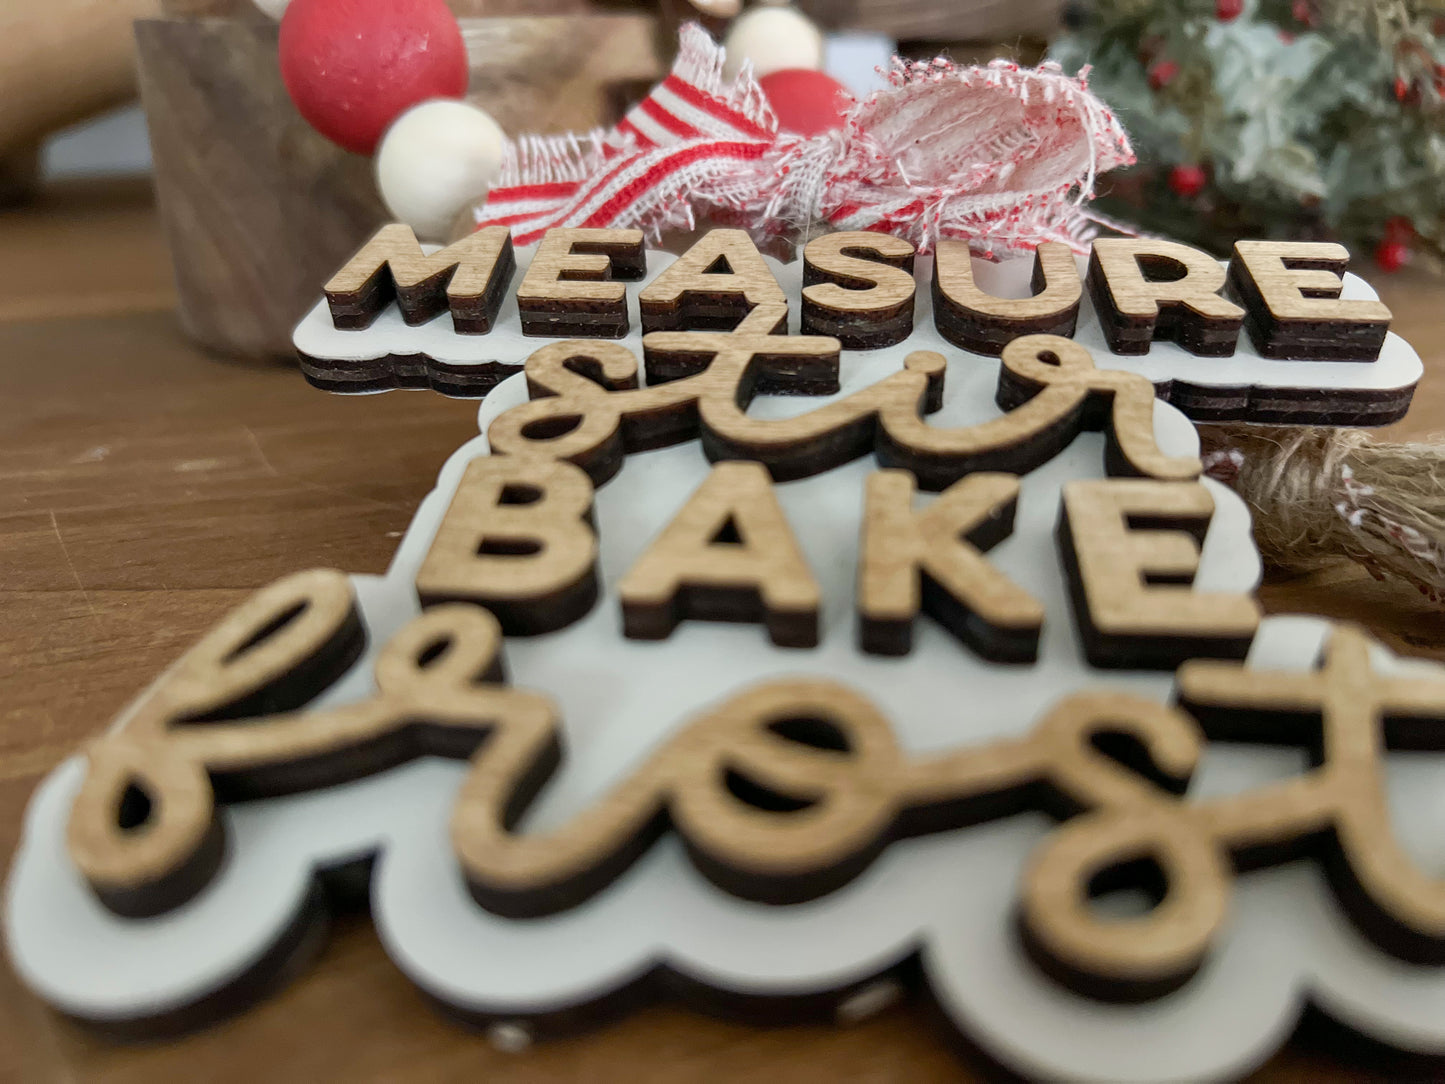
{"left": 474, "top": 24, "right": 1135, "bottom": 257}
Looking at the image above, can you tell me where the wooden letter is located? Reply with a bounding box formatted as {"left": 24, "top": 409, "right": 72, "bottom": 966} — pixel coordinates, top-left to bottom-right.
{"left": 619, "top": 461, "right": 820, "bottom": 647}
{"left": 1016, "top": 691, "right": 1225, "bottom": 1002}
{"left": 639, "top": 228, "right": 788, "bottom": 333}
{"left": 693, "top": 332, "right": 1199, "bottom": 490}
{"left": 415, "top": 456, "right": 599, "bottom": 634}
{"left": 858, "top": 470, "right": 1044, "bottom": 661}
{"left": 1057, "top": 479, "right": 1260, "bottom": 669}
{"left": 516, "top": 227, "right": 646, "bottom": 339}
{"left": 1227, "top": 240, "right": 1392, "bottom": 360}
{"left": 491, "top": 329, "right": 1194, "bottom": 498}
{"left": 800, "top": 231, "right": 917, "bottom": 348}
{"left": 1086, "top": 239, "right": 1245, "bottom": 356}
{"left": 487, "top": 310, "right": 842, "bottom": 488}
{"left": 932, "top": 240, "right": 1082, "bottom": 355}
{"left": 67, "top": 574, "right": 558, "bottom": 918}
{"left": 456, "top": 680, "right": 903, "bottom": 914}
{"left": 324, "top": 223, "right": 516, "bottom": 332}
{"left": 989, "top": 335, "right": 1201, "bottom": 484}
{"left": 455, "top": 665, "right": 1223, "bottom": 992}
{"left": 1177, "top": 625, "right": 1445, "bottom": 964}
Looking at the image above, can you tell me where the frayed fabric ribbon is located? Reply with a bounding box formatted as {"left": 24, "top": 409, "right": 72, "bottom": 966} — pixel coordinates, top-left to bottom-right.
{"left": 473, "top": 24, "right": 1135, "bottom": 257}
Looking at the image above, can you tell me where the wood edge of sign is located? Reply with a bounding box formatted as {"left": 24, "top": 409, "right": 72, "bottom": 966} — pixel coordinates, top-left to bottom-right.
{"left": 296, "top": 353, "right": 524, "bottom": 397}
{"left": 57, "top": 858, "right": 1445, "bottom": 1084}
{"left": 1054, "top": 500, "right": 1255, "bottom": 671}
{"left": 303, "top": 226, "right": 1419, "bottom": 427}
{"left": 1083, "top": 246, "right": 1244, "bottom": 359}
{"left": 799, "top": 232, "right": 917, "bottom": 350}
{"left": 929, "top": 244, "right": 1082, "bottom": 358}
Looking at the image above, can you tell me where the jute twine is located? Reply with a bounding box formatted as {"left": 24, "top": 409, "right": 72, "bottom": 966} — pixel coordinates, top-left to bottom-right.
{"left": 1199, "top": 425, "right": 1445, "bottom": 603}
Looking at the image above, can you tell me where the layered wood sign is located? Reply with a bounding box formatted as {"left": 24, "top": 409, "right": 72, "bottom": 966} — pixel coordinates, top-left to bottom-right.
{"left": 8, "top": 229, "right": 1445, "bottom": 1083}
{"left": 292, "top": 225, "right": 1424, "bottom": 426}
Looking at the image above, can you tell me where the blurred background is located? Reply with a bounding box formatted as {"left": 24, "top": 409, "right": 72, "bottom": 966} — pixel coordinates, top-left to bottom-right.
{"left": 0, "top": 0, "right": 1057, "bottom": 357}
{"left": 5, "top": 5, "right": 1445, "bottom": 1080}
{"left": 8, "top": 0, "right": 1442, "bottom": 359}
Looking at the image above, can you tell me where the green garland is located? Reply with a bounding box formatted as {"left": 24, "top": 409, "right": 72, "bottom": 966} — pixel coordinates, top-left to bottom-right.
{"left": 1052, "top": 0, "right": 1445, "bottom": 270}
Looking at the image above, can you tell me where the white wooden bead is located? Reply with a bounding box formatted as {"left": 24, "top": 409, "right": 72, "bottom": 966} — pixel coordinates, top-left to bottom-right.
{"left": 721, "top": 6, "right": 825, "bottom": 81}
{"left": 375, "top": 99, "right": 507, "bottom": 244}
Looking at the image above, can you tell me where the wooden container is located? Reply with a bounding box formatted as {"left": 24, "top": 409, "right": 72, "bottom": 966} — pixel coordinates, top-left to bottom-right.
{"left": 134, "top": 10, "right": 662, "bottom": 359}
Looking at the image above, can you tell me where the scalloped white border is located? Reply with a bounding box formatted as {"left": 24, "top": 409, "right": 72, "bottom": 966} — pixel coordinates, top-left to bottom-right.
{"left": 291, "top": 245, "right": 1423, "bottom": 414}
{"left": 11, "top": 258, "right": 1445, "bottom": 1082}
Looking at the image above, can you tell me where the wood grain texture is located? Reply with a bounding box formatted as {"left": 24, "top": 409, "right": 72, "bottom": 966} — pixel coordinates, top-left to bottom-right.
{"left": 325, "top": 225, "right": 516, "bottom": 332}
{"left": 516, "top": 227, "right": 646, "bottom": 338}
{"left": 619, "top": 460, "right": 822, "bottom": 647}
{"left": 992, "top": 335, "right": 1201, "bottom": 485}
{"left": 3, "top": 181, "right": 1445, "bottom": 1081}
{"left": 1057, "top": 479, "right": 1261, "bottom": 669}
{"left": 458, "top": 16, "right": 662, "bottom": 135}
{"left": 858, "top": 469, "right": 1041, "bottom": 660}
{"left": 0, "top": 177, "right": 175, "bottom": 322}
{"left": 801, "top": 231, "right": 917, "bottom": 349}
{"left": 1177, "top": 626, "right": 1445, "bottom": 957}
{"left": 488, "top": 303, "right": 842, "bottom": 486}
{"left": 66, "top": 569, "right": 365, "bottom": 916}
{"left": 1086, "top": 238, "right": 1246, "bottom": 357}
{"left": 1227, "top": 241, "right": 1392, "bottom": 361}
{"left": 135, "top": 15, "right": 661, "bottom": 359}
{"left": 932, "top": 239, "right": 1081, "bottom": 355}
{"left": 416, "top": 456, "right": 601, "bottom": 632}
{"left": 793, "top": 0, "right": 1062, "bottom": 40}
{"left": 639, "top": 229, "right": 791, "bottom": 334}
{"left": 490, "top": 316, "right": 1196, "bottom": 499}
{"left": 135, "top": 17, "right": 389, "bottom": 359}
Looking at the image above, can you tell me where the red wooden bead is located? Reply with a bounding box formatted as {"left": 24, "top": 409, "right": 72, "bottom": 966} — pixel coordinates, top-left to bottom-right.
{"left": 278, "top": 0, "right": 469, "bottom": 156}
{"left": 757, "top": 69, "right": 855, "bottom": 136}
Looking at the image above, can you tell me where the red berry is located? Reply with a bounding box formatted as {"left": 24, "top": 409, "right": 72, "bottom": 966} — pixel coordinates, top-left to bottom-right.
{"left": 1168, "top": 163, "right": 1207, "bottom": 198}
{"left": 279, "top": 0, "right": 469, "bottom": 156}
{"left": 1216, "top": 0, "right": 1243, "bottom": 21}
{"left": 1148, "top": 59, "right": 1180, "bottom": 90}
{"left": 1375, "top": 239, "right": 1410, "bottom": 273}
{"left": 1291, "top": 0, "right": 1313, "bottom": 24}
{"left": 756, "top": 69, "right": 855, "bottom": 136}
{"left": 1384, "top": 216, "right": 1414, "bottom": 243}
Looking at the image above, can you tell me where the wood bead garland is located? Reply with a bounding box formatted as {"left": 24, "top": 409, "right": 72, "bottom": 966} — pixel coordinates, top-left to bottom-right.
{"left": 278, "top": 0, "right": 469, "bottom": 156}
{"left": 376, "top": 100, "right": 507, "bottom": 243}
{"left": 758, "top": 69, "right": 854, "bottom": 135}
{"left": 720, "top": 5, "right": 825, "bottom": 80}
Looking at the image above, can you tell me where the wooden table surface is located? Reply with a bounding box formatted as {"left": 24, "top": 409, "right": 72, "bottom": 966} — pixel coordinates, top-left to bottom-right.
{"left": 3, "top": 179, "right": 1443, "bottom": 1083}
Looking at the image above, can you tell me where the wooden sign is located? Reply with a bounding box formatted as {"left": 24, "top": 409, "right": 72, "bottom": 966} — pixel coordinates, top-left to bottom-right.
{"left": 8, "top": 228, "right": 1445, "bottom": 1083}
{"left": 293, "top": 227, "right": 1423, "bottom": 426}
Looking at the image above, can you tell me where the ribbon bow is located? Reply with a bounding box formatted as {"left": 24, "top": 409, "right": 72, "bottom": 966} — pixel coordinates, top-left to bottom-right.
{"left": 474, "top": 24, "right": 1134, "bottom": 257}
